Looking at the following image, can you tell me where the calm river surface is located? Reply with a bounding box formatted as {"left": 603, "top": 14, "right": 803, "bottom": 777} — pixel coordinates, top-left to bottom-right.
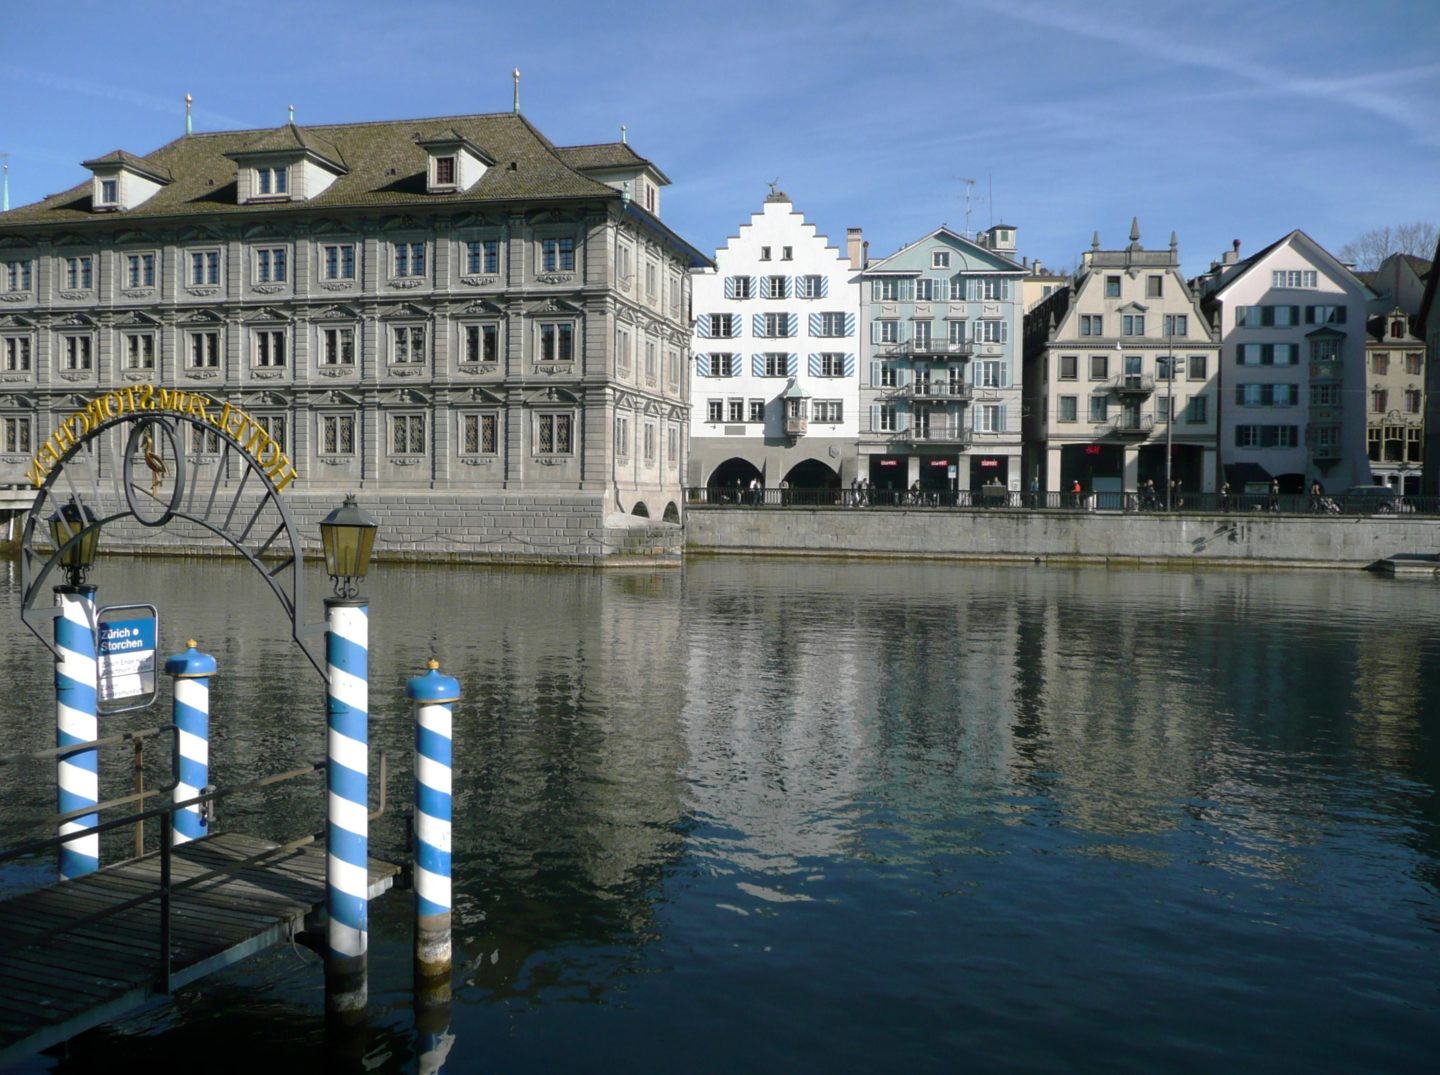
{"left": 1, "top": 556, "right": 1438, "bottom": 1073}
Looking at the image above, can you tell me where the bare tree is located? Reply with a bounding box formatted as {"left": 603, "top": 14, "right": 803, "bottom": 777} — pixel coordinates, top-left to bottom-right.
{"left": 1337, "top": 222, "right": 1438, "bottom": 271}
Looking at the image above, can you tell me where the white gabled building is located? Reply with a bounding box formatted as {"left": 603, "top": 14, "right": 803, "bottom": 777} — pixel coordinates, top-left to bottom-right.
{"left": 1197, "top": 231, "right": 1374, "bottom": 493}
{"left": 688, "top": 189, "right": 861, "bottom": 494}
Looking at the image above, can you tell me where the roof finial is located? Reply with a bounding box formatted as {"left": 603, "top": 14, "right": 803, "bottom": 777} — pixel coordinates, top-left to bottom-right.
{"left": 1091, "top": 230, "right": 1100, "bottom": 250}
{"left": 1129, "top": 216, "right": 1141, "bottom": 243}
{"left": 768, "top": 177, "right": 779, "bottom": 196}
{"left": 513, "top": 68, "right": 521, "bottom": 113}
{"left": 620, "top": 123, "right": 627, "bottom": 144}
{"left": 1, "top": 154, "right": 9, "bottom": 214}
{"left": 1170, "top": 230, "right": 1178, "bottom": 252}
{"left": 288, "top": 103, "right": 295, "bottom": 125}
{"left": 185, "top": 93, "right": 193, "bottom": 136}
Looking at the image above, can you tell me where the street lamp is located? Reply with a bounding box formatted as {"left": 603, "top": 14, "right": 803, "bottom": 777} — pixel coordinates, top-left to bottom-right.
{"left": 319, "top": 492, "right": 378, "bottom": 1020}
{"left": 319, "top": 494, "right": 377, "bottom": 599}
{"left": 1162, "top": 320, "right": 1184, "bottom": 511}
{"left": 48, "top": 496, "right": 100, "bottom": 588}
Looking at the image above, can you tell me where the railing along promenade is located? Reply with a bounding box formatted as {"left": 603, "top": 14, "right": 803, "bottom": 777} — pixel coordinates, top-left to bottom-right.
{"left": 688, "top": 486, "right": 1440, "bottom": 517}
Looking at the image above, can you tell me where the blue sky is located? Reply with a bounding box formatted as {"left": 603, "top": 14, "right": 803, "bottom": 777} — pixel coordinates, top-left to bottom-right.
{"left": 2, "top": 0, "right": 1436, "bottom": 276}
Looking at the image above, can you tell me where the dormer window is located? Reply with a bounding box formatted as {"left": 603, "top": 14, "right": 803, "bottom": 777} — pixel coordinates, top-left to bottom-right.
{"left": 83, "top": 151, "right": 172, "bottom": 212}
{"left": 415, "top": 130, "right": 493, "bottom": 194}
{"left": 225, "top": 124, "right": 346, "bottom": 205}
{"left": 257, "top": 166, "right": 288, "bottom": 195}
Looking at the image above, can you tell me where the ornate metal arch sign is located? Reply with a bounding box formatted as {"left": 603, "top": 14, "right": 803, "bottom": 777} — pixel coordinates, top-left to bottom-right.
{"left": 19, "top": 386, "right": 324, "bottom": 675}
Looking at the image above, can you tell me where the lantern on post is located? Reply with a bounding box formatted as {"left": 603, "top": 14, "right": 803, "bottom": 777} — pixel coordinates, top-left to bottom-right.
{"left": 48, "top": 497, "right": 101, "bottom": 589}
{"left": 319, "top": 493, "right": 378, "bottom": 1027}
{"left": 319, "top": 494, "right": 377, "bottom": 599}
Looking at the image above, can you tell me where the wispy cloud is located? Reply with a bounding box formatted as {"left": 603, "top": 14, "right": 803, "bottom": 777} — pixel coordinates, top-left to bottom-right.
{"left": 0, "top": 64, "right": 250, "bottom": 131}
{"left": 970, "top": 0, "right": 1440, "bottom": 145}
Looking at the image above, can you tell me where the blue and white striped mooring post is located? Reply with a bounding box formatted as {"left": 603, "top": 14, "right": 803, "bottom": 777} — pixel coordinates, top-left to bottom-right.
{"left": 166, "top": 641, "right": 216, "bottom": 846}
{"left": 325, "top": 596, "right": 370, "bottom": 1021}
{"left": 408, "top": 659, "right": 459, "bottom": 982}
{"left": 54, "top": 584, "right": 99, "bottom": 880}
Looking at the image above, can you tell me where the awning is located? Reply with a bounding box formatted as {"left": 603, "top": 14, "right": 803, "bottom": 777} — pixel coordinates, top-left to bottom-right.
{"left": 1224, "top": 462, "right": 1272, "bottom": 486}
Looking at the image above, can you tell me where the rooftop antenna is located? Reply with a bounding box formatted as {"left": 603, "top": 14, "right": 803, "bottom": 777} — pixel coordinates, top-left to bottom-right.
{"left": 513, "top": 68, "right": 521, "bottom": 113}
{"left": 620, "top": 124, "right": 627, "bottom": 144}
{"left": 1, "top": 154, "right": 9, "bottom": 213}
{"left": 185, "top": 93, "right": 193, "bottom": 136}
{"left": 989, "top": 173, "right": 994, "bottom": 229}
{"left": 952, "top": 177, "right": 979, "bottom": 237}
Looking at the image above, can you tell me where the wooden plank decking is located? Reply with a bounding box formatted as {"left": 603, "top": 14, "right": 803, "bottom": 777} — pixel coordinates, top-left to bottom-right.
{"left": 0, "top": 831, "right": 399, "bottom": 1063}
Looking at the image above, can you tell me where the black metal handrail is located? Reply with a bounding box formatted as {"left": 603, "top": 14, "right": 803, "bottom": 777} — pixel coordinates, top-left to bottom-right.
{"left": 685, "top": 487, "right": 1440, "bottom": 516}
{"left": 0, "top": 745, "right": 388, "bottom": 993}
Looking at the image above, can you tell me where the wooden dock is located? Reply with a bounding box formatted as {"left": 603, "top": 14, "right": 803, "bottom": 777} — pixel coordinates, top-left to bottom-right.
{"left": 0, "top": 831, "right": 399, "bottom": 1063}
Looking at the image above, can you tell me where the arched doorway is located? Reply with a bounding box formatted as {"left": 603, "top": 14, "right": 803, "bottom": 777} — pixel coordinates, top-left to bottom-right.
{"left": 631, "top": 502, "right": 650, "bottom": 518}
{"left": 780, "top": 458, "right": 840, "bottom": 504}
{"left": 662, "top": 502, "right": 680, "bottom": 523}
{"left": 707, "top": 458, "right": 762, "bottom": 503}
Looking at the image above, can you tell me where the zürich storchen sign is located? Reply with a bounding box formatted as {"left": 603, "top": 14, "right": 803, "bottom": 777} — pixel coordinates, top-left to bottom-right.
{"left": 25, "top": 385, "right": 298, "bottom": 493}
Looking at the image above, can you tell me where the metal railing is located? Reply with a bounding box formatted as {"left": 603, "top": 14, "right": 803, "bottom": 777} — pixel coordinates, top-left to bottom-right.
{"left": 0, "top": 732, "right": 387, "bottom": 994}
{"left": 906, "top": 381, "right": 973, "bottom": 401}
{"left": 1110, "top": 374, "right": 1156, "bottom": 394}
{"left": 880, "top": 340, "right": 974, "bottom": 359}
{"left": 686, "top": 487, "right": 1440, "bottom": 516}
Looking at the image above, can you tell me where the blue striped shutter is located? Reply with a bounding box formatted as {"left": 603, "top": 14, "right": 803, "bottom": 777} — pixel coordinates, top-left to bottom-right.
{"left": 753, "top": 313, "right": 765, "bottom": 337}
{"left": 696, "top": 354, "right": 710, "bottom": 377}
{"left": 844, "top": 313, "right": 856, "bottom": 336}
{"left": 819, "top": 277, "right": 829, "bottom": 298}
{"left": 724, "top": 276, "right": 736, "bottom": 299}
{"left": 759, "top": 276, "right": 769, "bottom": 299}
{"left": 844, "top": 354, "right": 856, "bottom": 377}
{"left": 696, "top": 316, "right": 710, "bottom": 339}
{"left": 787, "top": 354, "right": 798, "bottom": 377}
{"left": 808, "top": 353, "right": 821, "bottom": 376}
{"left": 787, "top": 314, "right": 798, "bottom": 337}
{"left": 809, "top": 312, "right": 822, "bottom": 337}
{"left": 752, "top": 354, "right": 765, "bottom": 376}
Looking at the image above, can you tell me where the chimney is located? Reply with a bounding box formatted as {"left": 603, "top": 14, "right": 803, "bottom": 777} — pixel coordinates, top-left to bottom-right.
{"left": 847, "top": 227, "right": 864, "bottom": 270}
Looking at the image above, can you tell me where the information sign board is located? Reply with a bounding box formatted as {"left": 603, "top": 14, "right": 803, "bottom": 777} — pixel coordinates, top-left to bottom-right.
{"left": 98, "top": 605, "right": 159, "bottom": 710}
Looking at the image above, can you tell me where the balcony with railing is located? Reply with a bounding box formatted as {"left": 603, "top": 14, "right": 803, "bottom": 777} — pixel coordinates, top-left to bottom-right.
{"left": 900, "top": 423, "right": 973, "bottom": 447}
{"left": 881, "top": 339, "right": 974, "bottom": 360}
{"left": 1111, "top": 374, "right": 1156, "bottom": 396}
{"left": 906, "top": 380, "right": 973, "bottom": 402}
{"left": 1107, "top": 413, "right": 1155, "bottom": 437}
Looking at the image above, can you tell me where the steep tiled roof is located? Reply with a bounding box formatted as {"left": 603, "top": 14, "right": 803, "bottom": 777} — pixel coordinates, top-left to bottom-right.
{"left": 79, "top": 149, "right": 173, "bottom": 183}
{"left": 225, "top": 122, "right": 347, "bottom": 172}
{"left": 1, "top": 112, "right": 621, "bottom": 226}
{"left": 555, "top": 142, "right": 669, "bottom": 183}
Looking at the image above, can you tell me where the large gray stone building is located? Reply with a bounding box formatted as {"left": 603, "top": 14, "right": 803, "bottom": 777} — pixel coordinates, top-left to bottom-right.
{"left": 0, "top": 108, "right": 706, "bottom": 562}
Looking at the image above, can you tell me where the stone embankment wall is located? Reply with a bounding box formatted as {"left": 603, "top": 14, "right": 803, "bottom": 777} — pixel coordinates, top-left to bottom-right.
{"left": 684, "top": 507, "right": 1440, "bottom": 568}
{"left": 17, "top": 492, "right": 683, "bottom": 567}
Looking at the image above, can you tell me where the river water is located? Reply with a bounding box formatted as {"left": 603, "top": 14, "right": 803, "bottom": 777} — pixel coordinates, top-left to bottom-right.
{"left": 1, "top": 556, "right": 1437, "bottom": 1073}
